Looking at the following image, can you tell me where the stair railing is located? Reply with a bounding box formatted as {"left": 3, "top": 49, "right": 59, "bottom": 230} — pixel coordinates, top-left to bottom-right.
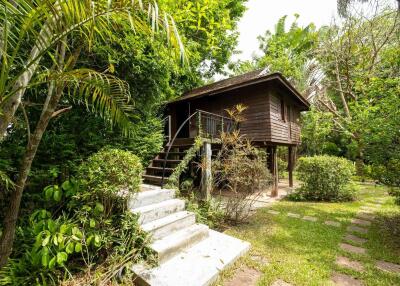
{"left": 162, "top": 115, "right": 172, "bottom": 144}
{"left": 161, "top": 110, "right": 234, "bottom": 188}
{"left": 161, "top": 111, "right": 199, "bottom": 188}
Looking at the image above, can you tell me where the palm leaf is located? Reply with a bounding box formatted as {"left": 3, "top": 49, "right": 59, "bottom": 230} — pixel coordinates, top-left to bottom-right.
{"left": 53, "top": 68, "right": 135, "bottom": 136}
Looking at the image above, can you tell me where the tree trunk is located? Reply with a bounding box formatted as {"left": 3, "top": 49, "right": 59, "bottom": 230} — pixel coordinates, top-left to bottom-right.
{"left": 0, "top": 14, "right": 59, "bottom": 141}
{"left": 0, "top": 40, "right": 66, "bottom": 268}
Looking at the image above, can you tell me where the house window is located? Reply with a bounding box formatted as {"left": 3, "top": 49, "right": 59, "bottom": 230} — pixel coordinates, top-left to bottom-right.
{"left": 280, "top": 99, "right": 285, "bottom": 121}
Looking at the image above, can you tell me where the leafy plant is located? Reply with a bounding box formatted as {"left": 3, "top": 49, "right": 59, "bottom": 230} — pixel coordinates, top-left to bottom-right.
{"left": 166, "top": 137, "right": 203, "bottom": 189}
{"left": 212, "top": 106, "right": 273, "bottom": 224}
{"left": 289, "top": 155, "right": 356, "bottom": 202}
{"left": 78, "top": 148, "right": 143, "bottom": 217}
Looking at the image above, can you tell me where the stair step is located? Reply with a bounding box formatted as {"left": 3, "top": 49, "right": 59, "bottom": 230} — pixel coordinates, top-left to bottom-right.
{"left": 140, "top": 184, "right": 161, "bottom": 192}
{"left": 142, "top": 175, "right": 163, "bottom": 184}
{"left": 128, "top": 187, "right": 175, "bottom": 209}
{"left": 159, "top": 151, "right": 186, "bottom": 156}
{"left": 142, "top": 211, "right": 196, "bottom": 241}
{"left": 151, "top": 224, "right": 209, "bottom": 263}
{"left": 132, "top": 199, "right": 185, "bottom": 224}
{"left": 146, "top": 166, "right": 174, "bottom": 173}
{"left": 153, "top": 159, "right": 181, "bottom": 164}
{"left": 133, "top": 230, "right": 251, "bottom": 286}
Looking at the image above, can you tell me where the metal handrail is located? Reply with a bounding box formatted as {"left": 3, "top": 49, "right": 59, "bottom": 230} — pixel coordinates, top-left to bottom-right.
{"left": 160, "top": 111, "right": 200, "bottom": 188}
{"left": 162, "top": 115, "right": 172, "bottom": 144}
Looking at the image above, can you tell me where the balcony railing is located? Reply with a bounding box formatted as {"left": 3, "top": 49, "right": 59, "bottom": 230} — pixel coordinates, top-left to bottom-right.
{"left": 191, "top": 110, "right": 235, "bottom": 139}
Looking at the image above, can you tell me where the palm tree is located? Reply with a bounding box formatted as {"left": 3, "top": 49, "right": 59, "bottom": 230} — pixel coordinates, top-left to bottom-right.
{"left": 0, "top": 0, "right": 184, "bottom": 268}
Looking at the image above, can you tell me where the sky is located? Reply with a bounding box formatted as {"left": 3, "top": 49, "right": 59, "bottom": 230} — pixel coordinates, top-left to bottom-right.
{"left": 233, "top": 0, "right": 339, "bottom": 62}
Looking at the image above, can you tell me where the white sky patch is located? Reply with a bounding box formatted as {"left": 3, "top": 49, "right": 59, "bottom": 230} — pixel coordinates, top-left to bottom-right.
{"left": 233, "top": 0, "right": 339, "bottom": 62}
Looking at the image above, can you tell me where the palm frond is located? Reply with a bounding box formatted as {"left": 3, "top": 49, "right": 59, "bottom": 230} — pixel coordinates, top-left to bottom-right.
{"left": 53, "top": 68, "right": 135, "bottom": 136}
{"left": 0, "top": 0, "right": 185, "bottom": 103}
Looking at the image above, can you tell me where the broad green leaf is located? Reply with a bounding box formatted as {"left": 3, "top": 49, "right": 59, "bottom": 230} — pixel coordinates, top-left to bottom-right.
{"left": 89, "top": 219, "right": 96, "bottom": 228}
{"left": 42, "top": 235, "right": 50, "bottom": 247}
{"left": 47, "top": 219, "right": 57, "bottom": 233}
{"left": 94, "top": 202, "right": 104, "bottom": 214}
{"left": 57, "top": 252, "right": 68, "bottom": 265}
{"left": 44, "top": 186, "right": 54, "bottom": 201}
{"left": 75, "top": 242, "right": 82, "bottom": 253}
{"left": 66, "top": 242, "right": 75, "bottom": 254}
{"left": 49, "top": 256, "right": 57, "bottom": 269}
{"left": 53, "top": 189, "right": 62, "bottom": 202}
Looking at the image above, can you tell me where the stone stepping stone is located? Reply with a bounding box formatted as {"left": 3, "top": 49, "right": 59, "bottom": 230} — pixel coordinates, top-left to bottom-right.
{"left": 224, "top": 266, "right": 262, "bottom": 286}
{"left": 331, "top": 272, "right": 363, "bottom": 286}
{"left": 340, "top": 243, "right": 366, "bottom": 255}
{"left": 336, "top": 256, "right": 365, "bottom": 272}
{"left": 271, "top": 279, "right": 293, "bottom": 286}
{"left": 250, "top": 254, "right": 269, "bottom": 265}
{"left": 359, "top": 206, "right": 376, "bottom": 212}
{"left": 302, "top": 216, "right": 317, "bottom": 222}
{"left": 356, "top": 212, "right": 375, "bottom": 221}
{"left": 344, "top": 234, "right": 367, "bottom": 245}
{"left": 347, "top": 225, "right": 368, "bottom": 234}
{"left": 351, "top": 219, "right": 371, "bottom": 227}
{"left": 325, "top": 220, "right": 341, "bottom": 227}
{"left": 376, "top": 260, "right": 400, "bottom": 274}
{"left": 267, "top": 210, "right": 280, "bottom": 215}
{"left": 287, "top": 212, "right": 301, "bottom": 218}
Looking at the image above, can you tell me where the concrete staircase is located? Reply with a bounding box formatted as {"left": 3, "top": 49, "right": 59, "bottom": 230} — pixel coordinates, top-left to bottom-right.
{"left": 129, "top": 184, "right": 250, "bottom": 286}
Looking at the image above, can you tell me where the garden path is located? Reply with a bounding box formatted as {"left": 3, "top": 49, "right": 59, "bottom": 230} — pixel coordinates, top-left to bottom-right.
{"left": 218, "top": 183, "right": 400, "bottom": 286}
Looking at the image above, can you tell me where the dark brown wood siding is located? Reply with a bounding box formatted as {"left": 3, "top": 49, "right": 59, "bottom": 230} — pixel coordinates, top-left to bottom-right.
{"left": 268, "top": 88, "right": 301, "bottom": 144}
{"left": 168, "top": 82, "right": 303, "bottom": 145}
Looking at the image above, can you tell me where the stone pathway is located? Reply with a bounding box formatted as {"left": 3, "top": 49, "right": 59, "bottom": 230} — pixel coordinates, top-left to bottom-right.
{"left": 271, "top": 279, "right": 293, "bottom": 286}
{"left": 259, "top": 197, "right": 400, "bottom": 286}
{"left": 331, "top": 197, "right": 400, "bottom": 285}
{"left": 325, "top": 220, "right": 341, "bottom": 227}
{"left": 224, "top": 266, "right": 262, "bottom": 286}
{"left": 331, "top": 272, "right": 363, "bottom": 286}
{"left": 336, "top": 256, "right": 365, "bottom": 272}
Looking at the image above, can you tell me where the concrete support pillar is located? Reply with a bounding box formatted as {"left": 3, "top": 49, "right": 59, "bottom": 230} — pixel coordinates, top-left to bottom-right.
{"left": 201, "top": 141, "right": 212, "bottom": 200}
{"left": 271, "top": 146, "right": 278, "bottom": 197}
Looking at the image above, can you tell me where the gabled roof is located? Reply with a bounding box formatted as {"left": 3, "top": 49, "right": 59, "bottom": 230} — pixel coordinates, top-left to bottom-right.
{"left": 169, "top": 69, "right": 310, "bottom": 110}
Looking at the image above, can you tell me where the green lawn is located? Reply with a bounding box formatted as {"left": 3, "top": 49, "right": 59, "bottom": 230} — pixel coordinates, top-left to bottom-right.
{"left": 216, "top": 183, "right": 400, "bottom": 286}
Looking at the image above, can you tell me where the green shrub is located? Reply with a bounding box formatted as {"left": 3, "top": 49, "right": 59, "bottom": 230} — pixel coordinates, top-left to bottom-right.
{"left": 388, "top": 188, "right": 400, "bottom": 205}
{"left": 289, "top": 155, "right": 356, "bottom": 202}
{"left": 78, "top": 148, "right": 143, "bottom": 215}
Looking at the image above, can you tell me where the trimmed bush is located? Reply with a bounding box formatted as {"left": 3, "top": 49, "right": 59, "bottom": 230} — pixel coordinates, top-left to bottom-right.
{"left": 290, "top": 155, "right": 356, "bottom": 202}
{"left": 78, "top": 148, "right": 143, "bottom": 214}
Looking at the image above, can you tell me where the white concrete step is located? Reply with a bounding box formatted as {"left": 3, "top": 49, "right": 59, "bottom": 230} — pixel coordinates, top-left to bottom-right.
{"left": 128, "top": 187, "right": 175, "bottom": 209}
{"left": 133, "top": 230, "right": 251, "bottom": 286}
{"left": 142, "top": 211, "right": 196, "bottom": 241}
{"left": 140, "top": 184, "right": 162, "bottom": 192}
{"left": 151, "top": 224, "right": 209, "bottom": 263}
{"left": 132, "top": 199, "right": 185, "bottom": 224}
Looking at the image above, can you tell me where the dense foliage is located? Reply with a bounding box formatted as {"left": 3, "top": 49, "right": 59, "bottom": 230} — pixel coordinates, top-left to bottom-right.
{"left": 232, "top": 3, "right": 399, "bottom": 194}
{"left": 289, "top": 155, "right": 356, "bottom": 202}
{"left": 0, "top": 149, "right": 151, "bottom": 285}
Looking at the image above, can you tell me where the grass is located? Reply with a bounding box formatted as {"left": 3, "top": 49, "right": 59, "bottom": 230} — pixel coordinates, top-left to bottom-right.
{"left": 215, "top": 183, "right": 400, "bottom": 286}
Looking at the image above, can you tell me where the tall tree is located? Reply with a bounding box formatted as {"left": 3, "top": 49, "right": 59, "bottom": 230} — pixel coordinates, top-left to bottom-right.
{"left": 230, "top": 15, "right": 318, "bottom": 93}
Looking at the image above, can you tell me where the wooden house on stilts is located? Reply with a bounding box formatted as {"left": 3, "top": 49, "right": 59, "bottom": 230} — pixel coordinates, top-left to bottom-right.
{"left": 143, "top": 69, "right": 310, "bottom": 196}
